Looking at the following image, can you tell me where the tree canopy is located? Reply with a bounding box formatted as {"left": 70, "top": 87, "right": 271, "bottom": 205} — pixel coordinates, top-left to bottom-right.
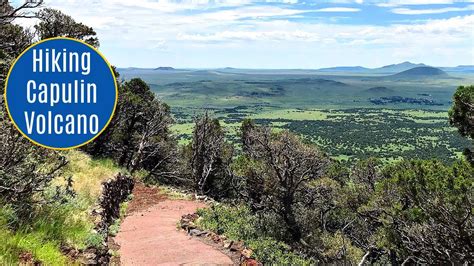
{"left": 35, "top": 8, "right": 99, "bottom": 47}
{"left": 450, "top": 85, "right": 474, "bottom": 163}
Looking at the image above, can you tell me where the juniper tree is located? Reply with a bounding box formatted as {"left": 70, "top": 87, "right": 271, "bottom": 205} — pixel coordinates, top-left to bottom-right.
{"left": 190, "top": 113, "right": 234, "bottom": 198}
{"left": 240, "top": 124, "right": 330, "bottom": 243}
{"left": 83, "top": 78, "right": 177, "bottom": 181}
{"left": 449, "top": 85, "right": 474, "bottom": 164}
{"left": 362, "top": 160, "right": 473, "bottom": 264}
{"left": 35, "top": 8, "right": 99, "bottom": 47}
{"left": 0, "top": 0, "right": 42, "bottom": 25}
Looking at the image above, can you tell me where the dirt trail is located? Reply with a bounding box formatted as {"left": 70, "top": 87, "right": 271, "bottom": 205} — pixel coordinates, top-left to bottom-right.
{"left": 114, "top": 184, "right": 234, "bottom": 265}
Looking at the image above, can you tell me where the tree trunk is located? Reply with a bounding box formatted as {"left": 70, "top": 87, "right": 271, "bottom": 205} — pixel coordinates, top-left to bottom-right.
{"left": 282, "top": 199, "right": 302, "bottom": 242}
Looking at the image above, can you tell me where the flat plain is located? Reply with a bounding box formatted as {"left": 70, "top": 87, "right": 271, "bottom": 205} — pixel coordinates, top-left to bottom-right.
{"left": 119, "top": 67, "right": 474, "bottom": 163}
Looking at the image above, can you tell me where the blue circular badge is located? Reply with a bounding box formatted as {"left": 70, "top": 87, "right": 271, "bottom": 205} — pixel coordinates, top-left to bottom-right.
{"left": 4, "top": 37, "right": 117, "bottom": 150}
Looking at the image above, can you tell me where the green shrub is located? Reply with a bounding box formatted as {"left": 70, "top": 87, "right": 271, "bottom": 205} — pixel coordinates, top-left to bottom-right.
{"left": 319, "top": 231, "right": 364, "bottom": 264}
{"left": 85, "top": 232, "right": 105, "bottom": 248}
{"left": 196, "top": 204, "right": 312, "bottom": 264}
{"left": 109, "top": 201, "right": 129, "bottom": 237}
{"left": 247, "top": 237, "right": 314, "bottom": 265}
{"left": 196, "top": 204, "right": 257, "bottom": 240}
{"left": 365, "top": 159, "right": 474, "bottom": 263}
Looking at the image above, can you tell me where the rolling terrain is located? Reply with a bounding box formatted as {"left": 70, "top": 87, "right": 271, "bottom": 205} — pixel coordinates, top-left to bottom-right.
{"left": 118, "top": 64, "right": 474, "bottom": 163}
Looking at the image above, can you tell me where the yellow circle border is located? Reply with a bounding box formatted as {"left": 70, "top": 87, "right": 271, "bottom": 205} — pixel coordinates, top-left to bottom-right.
{"left": 3, "top": 37, "right": 118, "bottom": 151}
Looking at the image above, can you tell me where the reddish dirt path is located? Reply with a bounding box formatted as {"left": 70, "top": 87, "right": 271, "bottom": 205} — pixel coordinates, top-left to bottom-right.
{"left": 114, "top": 184, "right": 233, "bottom": 265}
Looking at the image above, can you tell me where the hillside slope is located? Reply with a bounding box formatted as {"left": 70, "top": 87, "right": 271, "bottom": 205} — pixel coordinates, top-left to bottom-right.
{"left": 390, "top": 66, "right": 449, "bottom": 78}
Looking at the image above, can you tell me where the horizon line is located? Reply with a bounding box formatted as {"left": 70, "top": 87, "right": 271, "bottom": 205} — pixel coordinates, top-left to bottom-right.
{"left": 116, "top": 64, "right": 474, "bottom": 70}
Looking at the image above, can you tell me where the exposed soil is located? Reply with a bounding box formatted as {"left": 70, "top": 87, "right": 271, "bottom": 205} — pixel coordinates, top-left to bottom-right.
{"left": 18, "top": 252, "right": 36, "bottom": 265}
{"left": 113, "top": 183, "right": 234, "bottom": 265}
{"left": 126, "top": 183, "right": 167, "bottom": 214}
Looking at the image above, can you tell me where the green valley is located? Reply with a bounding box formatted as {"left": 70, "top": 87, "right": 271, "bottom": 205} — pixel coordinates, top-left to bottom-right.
{"left": 119, "top": 68, "right": 473, "bottom": 162}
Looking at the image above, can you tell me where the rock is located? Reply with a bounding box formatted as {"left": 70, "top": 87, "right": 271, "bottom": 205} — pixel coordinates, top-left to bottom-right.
{"left": 76, "top": 173, "right": 134, "bottom": 265}
{"left": 241, "top": 248, "right": 253, "bottom": 259}
{"left": 209, "top": 233, "right": 222, "bottom": 243}
{"left": 242, "top": 258, "right": 260, "bottom": 266}
{"left": 96, "top": 173, "right": 134, "bottom": 235}
{"left": 195, "top": 195, "right": 207, "bottom": 200}
{"left": 78, "top": 251, "right": 97, "bottom": 264}
{"left": 189, "top": 229, "right": 207, "bottom": 236}
{"left": 181, "top": 213, "right": 199, "bottom": 221}
{"left": 229, "top": 240, "right": 244, "bottom": 252}
{"left": 181, "top": 220, "right": 196, "bottom": 230}
{"left": 223, "top": 240, "right": 234, "bottom": 249}
{"left": 98, "top": 256, "right": 109, "bottom": 264}
{"left": 180, "top": 213, "right": 200, "bottom": 230}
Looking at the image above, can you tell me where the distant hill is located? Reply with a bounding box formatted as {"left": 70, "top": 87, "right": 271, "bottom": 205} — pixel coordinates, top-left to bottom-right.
{"left": 316, "top": 61, "right": 427, "bottom": 74}
{"left": 155, "top": 67, "right": 175, "bottom": 71}
{"left": 364, "top": 86, "right": 395, "bottom": 94}
{"left": 372, "top": 61, "right": 426, "bottom": 73}
{"left": 390, "top": 66, "right": 448, "bottom": 78}
{"left": 317, "top": 66, "right": 369, "bottom": 72}
{"left": 119, "top": 67, "right": 153, "bottom": 70}
{"left": 441, "top": 65, "right": 474, "bottom": 73}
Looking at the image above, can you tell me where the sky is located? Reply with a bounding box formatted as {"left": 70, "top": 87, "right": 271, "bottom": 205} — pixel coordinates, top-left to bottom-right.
{"left": 13, "top": 0, "right": 474, "bottom": 68}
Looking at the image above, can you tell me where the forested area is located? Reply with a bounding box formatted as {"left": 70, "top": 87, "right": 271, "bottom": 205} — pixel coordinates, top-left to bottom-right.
{"left": 261, "top": 109, "right": 469, "bottom": 162}
{"left": 0, "top": 1, "right": 473, "bottom": 264}
{"left": 188, "top": 112, "right": 473, "bottom": 264}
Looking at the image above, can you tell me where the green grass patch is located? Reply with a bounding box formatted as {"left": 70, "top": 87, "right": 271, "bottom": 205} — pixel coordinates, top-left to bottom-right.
{"left": 249, "top": 109, "right": 330, "bottom": 121}
{"left": 0, "top": 200, "right": 103, "bottom": 265}
{"left": 400, "top": 110, "right": 448, "bottom": 118}
{"left": 171, "top": 123, "right": 194, "bottom": 135}
{"left": 1, "top": 151, "right": 124, "bottom": 264}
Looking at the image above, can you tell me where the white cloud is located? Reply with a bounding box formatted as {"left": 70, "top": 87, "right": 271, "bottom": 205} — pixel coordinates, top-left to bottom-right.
{"left": 375, "top": 0, "right": 474, "bottom": 6}
{"left": 313, "top": 7, "right": 361, "bottom": 12}
{"left": 393, "top": 15, "right": 474, "bottom": 34}
{"left": 178, "top": 30, "right": 320, "bottom": 41}
{"left": 392, "top": 5, "right": 474, "bottom": 14}
{"left": 174, "top": 15, "right": 473, "bottom": 43}
{"left": 376, "top": 0, "right": 455, "bottom": 5}
{"left": 25, "top": 0, "right": 474, "bottom": 67}
{"left": 198, "top": 6, "right": 309, "bottom": 21}
{"left": 76, "top": 0, "right": 302, "bottom": 13}
{"left": 101, "top": 0, "right": 253, "bottom": 12}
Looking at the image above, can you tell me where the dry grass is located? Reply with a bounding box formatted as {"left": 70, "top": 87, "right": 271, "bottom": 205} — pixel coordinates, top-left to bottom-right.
{"left": 59, "top": 150, "right": 125, "bottom": 203}
{"left": 158, "top": 185, "right": 193, "bottom": 200}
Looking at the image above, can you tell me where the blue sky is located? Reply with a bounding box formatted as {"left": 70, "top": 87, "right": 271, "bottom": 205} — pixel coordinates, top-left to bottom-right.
{"left": 15, "top": 0, "right": 474, "bottom": 68}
